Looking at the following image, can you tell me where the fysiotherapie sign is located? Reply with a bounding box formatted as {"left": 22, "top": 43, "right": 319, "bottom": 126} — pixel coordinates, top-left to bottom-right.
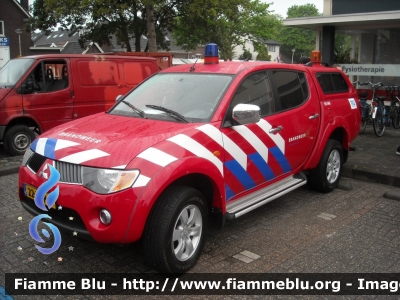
{"left": 341, "top": 64, "right": 400, "bottom": 77}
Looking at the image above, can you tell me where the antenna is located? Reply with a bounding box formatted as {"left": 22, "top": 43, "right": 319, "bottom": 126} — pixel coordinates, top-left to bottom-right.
{"left": 190, "top": 59, "right": 198, "bottom": 72}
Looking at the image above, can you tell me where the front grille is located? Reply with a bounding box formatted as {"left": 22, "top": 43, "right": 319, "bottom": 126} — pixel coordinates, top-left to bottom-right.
{"left": 27, "top": 152, "right": 47, "bottom": 173}
{"left": 55, "top": 161, "right": 82, "bottom": 184}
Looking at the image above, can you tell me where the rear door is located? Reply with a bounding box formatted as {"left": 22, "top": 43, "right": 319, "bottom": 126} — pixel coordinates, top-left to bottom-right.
{"left": 22, "top": 59, "right": 73, "bottom": 132}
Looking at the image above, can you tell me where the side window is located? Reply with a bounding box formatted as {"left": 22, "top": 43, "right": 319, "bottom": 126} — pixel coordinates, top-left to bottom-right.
{"left": 316, "top": 73, "right": 348, "bottom": 94}
{"left": 27, "top": 60, "right": 68, "bottom": 93}
{"left": 270, "top": 70, "right": 308, "bottom": 112}
{"left": 229, "top": 72, "right": 274, "bottom": 117}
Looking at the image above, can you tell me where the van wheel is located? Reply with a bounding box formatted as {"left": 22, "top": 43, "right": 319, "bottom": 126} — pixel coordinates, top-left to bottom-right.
{"left": 4, "top": 125, "right": 36, "bottom": 156}
{"left": 309, "top": 139, "right": 342, "bottom": 193}
{"left": 143, "top": 186, "right": 207, "bottom": 273}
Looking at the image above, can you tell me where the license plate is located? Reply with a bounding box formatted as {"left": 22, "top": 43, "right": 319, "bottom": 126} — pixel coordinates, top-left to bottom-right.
{"left": 23, "top": 184, "right": 57, "bottom": 209}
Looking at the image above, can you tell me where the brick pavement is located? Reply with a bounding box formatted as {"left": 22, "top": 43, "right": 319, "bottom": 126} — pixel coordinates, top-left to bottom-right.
{"left": 1, "top": 172, "right": 400, "bottom": 299}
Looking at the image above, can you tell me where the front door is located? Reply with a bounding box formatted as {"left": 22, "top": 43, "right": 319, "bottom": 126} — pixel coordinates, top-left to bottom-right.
{"left": 22, "top": 59, "right": 73, "bottom": 132}
{"left": 221, "top": 70, "right": 319, "bottom": 202}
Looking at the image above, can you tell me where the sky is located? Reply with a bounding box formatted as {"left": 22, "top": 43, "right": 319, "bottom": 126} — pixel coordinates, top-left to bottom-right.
{"left": 267, "top": 0, "right": 323, "bottom": 18}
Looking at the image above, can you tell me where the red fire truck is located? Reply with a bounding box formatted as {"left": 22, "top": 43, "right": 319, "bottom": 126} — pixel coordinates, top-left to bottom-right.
{"left": 19, "top": 44, "right": 361, "bottom": 273}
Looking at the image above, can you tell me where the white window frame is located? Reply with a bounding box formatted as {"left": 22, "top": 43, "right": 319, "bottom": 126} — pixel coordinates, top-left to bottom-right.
{"left": 267, "top": 44, "right": 276, "bottom": 52}
{"left": 0, "top": 21, "right": 4, "bottom": 36}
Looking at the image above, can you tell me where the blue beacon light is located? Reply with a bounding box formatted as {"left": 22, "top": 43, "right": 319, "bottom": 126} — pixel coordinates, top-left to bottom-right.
{"left": 204, "top": 43, "right": 219, "bottom": 64}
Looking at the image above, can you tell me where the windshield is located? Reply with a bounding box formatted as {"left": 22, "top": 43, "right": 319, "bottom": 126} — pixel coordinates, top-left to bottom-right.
{"left": 110, "top": 73, "right": 233, "bottom": 123}
{"left": 0, "top": 58, "right": 35, "bottom": 88}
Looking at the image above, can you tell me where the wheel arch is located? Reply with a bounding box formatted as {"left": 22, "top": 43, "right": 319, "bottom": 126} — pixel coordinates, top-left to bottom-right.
{"left": 124, "top": 156, "right": 225, "bottom": 243}
{"left": 304, "top": 124, "right": 350, "bottom": 169}
{"left": 5, "top": 116, "right": 41, "bottom": 134}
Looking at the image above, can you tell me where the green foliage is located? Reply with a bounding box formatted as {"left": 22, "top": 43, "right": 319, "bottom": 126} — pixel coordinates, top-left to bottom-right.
{"left": 255, "top": 45, "right": 271, "bottom": 61}
{"left": 28, "top": 0, "right": 179, "bottom": 52}
{"left": 275, "top": 4, "right": 321, "bottom": 61}
{"left": 239, "top": 49, "right": 252, "bottom": 60}
{"left": 334, "top": 34, "right": 358, "bottom": 63}
{"left": 173, "top": 0, "right": 280, "bottom": 60}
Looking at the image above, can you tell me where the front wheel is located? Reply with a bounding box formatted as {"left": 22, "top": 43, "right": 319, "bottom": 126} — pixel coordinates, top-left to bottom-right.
{"left": 143, "top": 186, "right": 207, "bottom": 273}
{"left": 360, "top": 118, "right": 367, "bottom": 133}
{"left": 309, "top": 139, "right": 343, "bottom": 193}
{"left": 392, "top": 105, "right": 400, "bottom": 129}
{"left": 372, "top": 106, "right": 386, "bottom": 137}
{"left": 3, "top": 125, "right": 36, "bottom": 156}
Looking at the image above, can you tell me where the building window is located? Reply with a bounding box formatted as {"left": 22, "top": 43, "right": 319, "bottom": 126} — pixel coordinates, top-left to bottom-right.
{"left": 267, "top": 45, "right": 276, "bottom": 52}
{"left": 0, "top": 21, "right": 4, "bottom": 36}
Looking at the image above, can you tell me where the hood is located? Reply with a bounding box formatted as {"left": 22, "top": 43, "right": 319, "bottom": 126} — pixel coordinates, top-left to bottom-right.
{"left": 0, "top": 88, "right": 11, "bottom": 101}
{"left": 31, "top": 113, "right": 200, "bottom": 168}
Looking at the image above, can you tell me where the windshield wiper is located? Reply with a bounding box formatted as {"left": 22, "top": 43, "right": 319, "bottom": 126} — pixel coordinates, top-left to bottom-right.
{"left": 121, "top": 100, "right": 146, "bottom": 118}
{"left": 145, "top": 105, "right": 189, "bottom": 123}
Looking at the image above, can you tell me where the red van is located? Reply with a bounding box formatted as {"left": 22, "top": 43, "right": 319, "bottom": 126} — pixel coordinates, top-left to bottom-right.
{"left": 0, "top": 54, "right": 159, "bottom": 155}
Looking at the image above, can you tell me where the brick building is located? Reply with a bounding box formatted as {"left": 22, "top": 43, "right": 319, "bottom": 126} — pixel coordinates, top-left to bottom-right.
{"left": 0, "top": 0, "right": 30, "bottom": 66}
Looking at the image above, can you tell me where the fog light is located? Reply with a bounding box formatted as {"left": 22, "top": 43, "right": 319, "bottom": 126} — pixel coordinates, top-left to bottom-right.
{"left": 100, "top": 209, "right": 112, "bottom": 225}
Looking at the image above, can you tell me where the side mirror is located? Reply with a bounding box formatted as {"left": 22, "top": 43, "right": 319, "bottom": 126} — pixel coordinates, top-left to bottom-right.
{"left": 232, "top": 103, "right": 260, "bottom": 125}
{"left": 18, "top": 81, "right": 34, "bottom": 94}
{"left": 116, "top": 95, "right": 123, "bottom": 102}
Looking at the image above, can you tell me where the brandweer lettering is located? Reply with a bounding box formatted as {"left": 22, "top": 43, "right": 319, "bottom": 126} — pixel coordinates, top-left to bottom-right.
{"left": 59, "top": 132, "right": 101, "bottom": 143}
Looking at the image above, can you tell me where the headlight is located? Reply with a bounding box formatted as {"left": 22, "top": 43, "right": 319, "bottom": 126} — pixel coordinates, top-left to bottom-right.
{"left": 82, "top": 166, "right": 140, "bottom": 194}
{"left": 21, "top": 148, "right": 34, "bottom": 166}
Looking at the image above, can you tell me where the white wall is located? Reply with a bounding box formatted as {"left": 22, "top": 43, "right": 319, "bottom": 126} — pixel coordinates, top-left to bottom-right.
{"left": 233, "top": 40, "right": 280, "bottom": 61}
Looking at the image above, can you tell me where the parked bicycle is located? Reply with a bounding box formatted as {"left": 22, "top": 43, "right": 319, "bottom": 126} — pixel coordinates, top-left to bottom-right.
{"left": 386, "top": 85, "right": 400, "bottom": 129}
{"left": 357, "top": 81, "right": 386, "bottom": 137}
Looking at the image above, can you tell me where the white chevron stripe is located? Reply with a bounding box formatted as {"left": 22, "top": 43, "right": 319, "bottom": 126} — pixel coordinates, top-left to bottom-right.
{"left": 137, "top": 147, "right": 177, "bottom": 167}
{"left": 168, "top": 134, "right": 223, "bottom": 175}
{"left": 59, "top": 149, "right": 109, "bottom": 164}
{"left": 233, "top": 125, "right": 269, "bottom": 163}
{"left": 35, "top": 138, "right": 48, "bottom": 156}
{"left": 257, "top": 119, "right": 285, "bottom": 154}
{"left": 133, "top": 175, "right": 151, "bottom": 188}
{"left": 197, "top": 124, "right": 247, "bottom": 170}
{"left": 55, "top": 139, "right": 80, "bottom": 151}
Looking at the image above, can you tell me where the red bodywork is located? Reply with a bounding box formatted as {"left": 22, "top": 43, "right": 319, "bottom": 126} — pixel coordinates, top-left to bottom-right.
{"left": 18, "top": 61, "right": 360, "bottom": 243}
{"left": 0, "top": 54, "right": 159, "bottom": 140}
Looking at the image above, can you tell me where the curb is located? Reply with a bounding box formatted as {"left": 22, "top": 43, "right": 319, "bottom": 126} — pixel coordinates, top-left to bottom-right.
{"left": 0, "top": 165, "right": 20, "bottom": 177}
{"left": 342, "top": 165, "right": 400, "bottom": 188}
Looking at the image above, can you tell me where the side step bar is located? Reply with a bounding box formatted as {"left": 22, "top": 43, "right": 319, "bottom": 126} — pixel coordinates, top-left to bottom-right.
{"left": 225, "top": 173, "right": 307, "bottom": 220}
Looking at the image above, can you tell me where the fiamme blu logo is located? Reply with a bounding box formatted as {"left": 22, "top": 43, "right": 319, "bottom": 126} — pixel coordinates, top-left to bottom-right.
{"left": 28, "top": 164, "right": 62, "bottom": 255}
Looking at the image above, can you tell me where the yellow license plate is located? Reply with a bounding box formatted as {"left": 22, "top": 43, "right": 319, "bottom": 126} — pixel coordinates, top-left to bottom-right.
{"left": 24, "top": 184, "right": 57, "bottom": 209}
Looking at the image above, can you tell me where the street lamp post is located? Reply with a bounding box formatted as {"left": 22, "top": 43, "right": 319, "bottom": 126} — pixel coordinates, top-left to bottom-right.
{"left": 291, "top": 48, "right": 296, "bottom": 64}
{"left": 15, "top": 28, "right": 23, "bottom": 57}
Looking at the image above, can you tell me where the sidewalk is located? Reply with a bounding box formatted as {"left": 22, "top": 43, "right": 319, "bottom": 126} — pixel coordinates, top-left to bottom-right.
{"left": 1, "top": 126, "right": 400, "bottom": 187}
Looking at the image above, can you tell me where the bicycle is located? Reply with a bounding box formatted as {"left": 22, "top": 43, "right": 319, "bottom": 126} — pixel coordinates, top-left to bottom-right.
{"left": 386, "top": 85, "right": 400, "bottom": 129}
{"left": 358, "top": 81, "right": 386, "bottom": 136}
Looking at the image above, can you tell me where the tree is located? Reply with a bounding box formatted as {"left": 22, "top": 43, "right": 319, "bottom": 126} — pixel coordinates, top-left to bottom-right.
{"left": 173, "top": 0, "right": 279, "bottom": 60}
{"left": 275, "top": 4, "right": 321, "bottom": 62}
{"left": 255, "top": 45, "right": 271, "bottom": 61}
{"left": 28, "top": 0, "right": 180, "bottom": 52}
{"left": 239, "top": 49, "right": 252, "bottom": 60}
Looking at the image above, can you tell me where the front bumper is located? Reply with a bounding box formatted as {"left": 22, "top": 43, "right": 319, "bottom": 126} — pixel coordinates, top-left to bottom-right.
{"left": 19, "top": 165, "right": 144, "bottom": 243}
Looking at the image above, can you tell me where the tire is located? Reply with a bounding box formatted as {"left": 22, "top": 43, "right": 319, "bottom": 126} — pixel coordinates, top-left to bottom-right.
{"left": 392, "top": 105, "right": 400, "bottom": 129}
{"left": 309, "top": 139, "right": 342, "bottom": 193}
{"left": 372, "top": 106, "right": 385, "bottom": 137}
{"left": 3, "top": 125, "right": 36, "bottom": 156}
{"left": 143, "top": 186, "right": 207, "bottom": 273}
{"left": 360, "top": 118, "right": 367, "bottom": 133}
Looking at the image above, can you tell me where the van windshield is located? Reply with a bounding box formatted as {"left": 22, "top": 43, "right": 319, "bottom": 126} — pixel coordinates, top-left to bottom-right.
{"left": 0, "top": 58, "right": 34, "bottom": 88}
{"left": 110, "top": 73, "right": 233, "bottom": 123}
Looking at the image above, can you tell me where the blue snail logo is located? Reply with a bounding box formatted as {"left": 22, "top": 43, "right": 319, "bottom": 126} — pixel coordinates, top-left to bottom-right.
{"left": 28, "top": 164, "right": 62, "bottom": 255}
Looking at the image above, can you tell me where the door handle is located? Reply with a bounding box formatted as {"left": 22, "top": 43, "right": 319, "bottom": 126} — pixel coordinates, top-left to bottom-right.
{"left": 269, "top": 125, "right": 283, "bottom": 134}
{"left": 309, "top": 113, "right": 319, "bottom": 120}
